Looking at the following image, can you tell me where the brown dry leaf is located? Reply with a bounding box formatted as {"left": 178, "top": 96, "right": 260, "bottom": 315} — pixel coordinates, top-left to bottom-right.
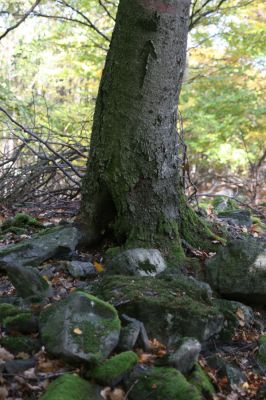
{"left": 73, "top": 327, "right": 83, "bottom": 335}
{"left": 0, "top": 346, "right": 14, "bottom": 361}
{"left": 93, "top": 261, "right": 104, "bottom": 273}
{"left": 17, "top": 352, "right": 30, "bottom": 360}
{"left": 151, "top": 384, "right": 157, "bottom": 389}
{"left": 109, "top": 388, "right": 125, "bottom": 400}
{"left": 138, "top": 352, "right": 157, "bottom": 364}
{"left": 100, "top": 387, "right": 112, "bottom": 400}
{"left": 0, "top": 387, "right": 8, "bottom": 400}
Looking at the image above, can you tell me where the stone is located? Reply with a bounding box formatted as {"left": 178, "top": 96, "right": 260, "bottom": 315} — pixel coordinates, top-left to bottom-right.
{"left": 205, "top": 239, "right": 266, "bottom": 304}
{"left": 189, "top": 364, "right": 215, "bottom": 397}
{"left": 127, "top": 367, "right": 201, "bottom": 400}
{"left": 40, "top": 291, "right": 121, "bottom": 364}
{"left": 96, "top": 275, "right": 224, "bottom": 344}
{"left": 66, "top": 261, "right": 96, "bottom": 278}
{"left": 0, "top": 226, "right": 80, "bottom": 271}
{"left": 214, "top": 299, "right": 254, "bottom": 341}
{"left": 91, "top": 351, "right": 138, "bottom": 385}
{"left": 157, "top": 338, "right": 201, "bottom": 374}
{"left": 107, "top": 248, "right": 167, "bottom": 276}
{"left": 0, "top": 303, "right": 23, "bottom": 323}
{"left": 7, "top": 265, "right": 52, "bottom": 300}
{"left": 40, "top": 374, "right": 102, "bottom": 400}
{"left": 4, "top": 358, "right": 36, "bottom": 374}
{"left": 207, "top": 355, "right": 245, "bottom": 385}
{"left": 218, "top": 209, "right": 252, "bottom": 227}
{"left": 119, "top": 314, "right": 151, "bottom": 351}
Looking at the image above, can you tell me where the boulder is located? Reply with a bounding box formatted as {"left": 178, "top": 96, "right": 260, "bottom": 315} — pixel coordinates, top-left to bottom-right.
{"left": 40, "top": 291, "right": 121, "bottom": 364}
{"left": 96, "top": 275, "right": 224, "bottom": 344}
{"left": 0, "top": 336, "right": 41, "bottom": 355}
{"left": 0, "top": 226, "right": 80, "bottom": 270}
{"left": 40, "top": 374, "right": 102, "bottom": 400}
{"left": 107, "top": 248, "right": 167, "bottom": 276}
{"left": 205, "top": 239, "right": 266, "bottom": 304}
{"left": 126, "top": 367, "right": 201, "bottom": 400}
{"left": 188, "top": 364, "right": 215, "bottom": 397}
{"left": 156, "top": 338, "right": 201, "bottom": 374}
{"left": 118, "top": 314, "right": 151, "bottom": 352}
{"left": 7, "top": 265, "right": 52, "bottom": 300}
{"left": 91, "top": 351, "right": 138, "bottom": 385}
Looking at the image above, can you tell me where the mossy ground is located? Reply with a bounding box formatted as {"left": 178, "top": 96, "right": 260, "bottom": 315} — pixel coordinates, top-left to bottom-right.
{"left": 91, "top": 351, "right": 138, "bottom": 384}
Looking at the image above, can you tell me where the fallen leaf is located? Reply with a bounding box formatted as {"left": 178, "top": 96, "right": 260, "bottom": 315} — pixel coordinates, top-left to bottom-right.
{"left": 100, "top": 387, "right": 111, "bottom": 400}
{"left": 93, "top": 261, "right": 104, "bottom": 273}
{"left": 109, "top": 388, "right": 125, "bottom": 400}
{"left": 73, "top": 328, "right": 82, "bottom": 335}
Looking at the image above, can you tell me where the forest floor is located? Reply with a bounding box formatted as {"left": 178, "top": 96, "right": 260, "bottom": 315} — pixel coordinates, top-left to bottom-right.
{"left": 0, "top": 199, "right": 265, "bottom": 400}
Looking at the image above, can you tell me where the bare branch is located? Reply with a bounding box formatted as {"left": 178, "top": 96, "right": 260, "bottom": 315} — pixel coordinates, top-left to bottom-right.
{"left": 0, "top": 0, "right": 41, "bottom": 41}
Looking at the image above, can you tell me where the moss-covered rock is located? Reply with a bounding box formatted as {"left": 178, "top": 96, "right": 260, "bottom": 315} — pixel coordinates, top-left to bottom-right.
{"left": 0, "top": 225, "right": 80, "bottom": 270}
{"left": 91, "top": 351, "right": 138, "bottom": 385}
{"left": 3, "top": 312, "right": 38, "bottom": 334}
{"left": 0, "top": 303, "right": 22, "bottom": 323}
{"left": 96, "top": 275, "right": 224, "bottom": 344}
{"left": 40, "top": 374, "right": 102, "bottom": 400}
{"left": 128, "top": 367, "right": 201, "bottom": 400}
{"left": 7, "top": 264, "right": 52, "bottom": 300}
{"left": 0, "top": 335, "right": 41, "bottom": 354}
{"left": 40, "top": 291, "right": 121, "bottom": 364}
{"left": 214, "top": 299, "right": 254, "bottom": 341}
{"left": 0, "top": 213, "right": 42, "bottom": 235}
{"left": 189, "top": 364, "right": 215, "bottom": 397}
{"left": 205, "top": 239, "right": 266, "bottom": 304}
{"left": 257, "top": 335, "right": 266, "bottom": 367}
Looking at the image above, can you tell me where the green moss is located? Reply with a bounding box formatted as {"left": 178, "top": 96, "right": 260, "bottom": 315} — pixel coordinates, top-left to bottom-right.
{"left": 0, "top": 336, "right": 40, "bottom": 354}
{"left": 130, "top": 367, "right": 201, "bottom": 400}
{"left": 3, "top": 312, "right": 35, "bottom": 332}
{"left": 257, "top": 343, "right": 266, "bottom": 366}
{"left": 259, "top": 335, "right": 266, "bottom": 346}
{"left": 0, "top": 213, "right": 43, "bottom": 234}
{"left": 91, "top": 351, "right": 138, "bottom": 384}
{"left": 0, "top": 303, "right": 21, "bottom": 322}
{"left": 40, "top": 374, "right": 96, "bottom": 400}
{"left": 189, "top": 364, "right": 215, "bottom": 396}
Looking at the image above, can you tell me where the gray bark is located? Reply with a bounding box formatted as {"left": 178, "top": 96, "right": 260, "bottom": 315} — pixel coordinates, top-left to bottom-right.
{"left": 80, "top": 0, "right": 191, "bottom": 250}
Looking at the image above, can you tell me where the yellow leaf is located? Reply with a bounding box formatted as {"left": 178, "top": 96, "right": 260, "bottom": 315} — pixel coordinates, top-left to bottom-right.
{"left": 93, "top": 261, "right": 104, "bottom": 273}
{"left": 73, "top": 328, "right": 82, "bottom": 335}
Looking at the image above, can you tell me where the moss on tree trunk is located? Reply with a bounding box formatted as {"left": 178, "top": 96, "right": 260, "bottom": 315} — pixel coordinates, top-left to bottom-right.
{"left": 79, "top": 0, "right": 218, "bottom": 262}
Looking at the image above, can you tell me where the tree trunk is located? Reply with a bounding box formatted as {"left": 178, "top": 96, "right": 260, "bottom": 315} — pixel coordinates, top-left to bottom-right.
{"left": 80, "top": 0, "right": 213, "bottom": 260}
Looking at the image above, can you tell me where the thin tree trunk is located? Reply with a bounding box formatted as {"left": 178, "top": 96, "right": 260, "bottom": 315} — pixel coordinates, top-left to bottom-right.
{"left": 80, "top": 0, "right": 213, "bottom": 259}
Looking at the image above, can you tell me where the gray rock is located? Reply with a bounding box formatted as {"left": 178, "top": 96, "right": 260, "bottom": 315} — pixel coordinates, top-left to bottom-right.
{"left": 97, "top": 275, "right": 224, "bottom": 345}
{"left": 168, "top": 338, "right": 201, "bottom": 374}
{"left": 7, "top": 264, "right": 52, "bottom": 300}
{"left": 4, "top": 358, "right": 36, "bottom": 374}
{"left": 119, "top": 314, "right": 151, "bottom": 351}
{"left": 3, "top": 312, "right": 38, "bottom": 334}
{"left": 107, "top": 248, "right": 167, "bottom": 276}
{"left": 66, "top": 261, "right": 96, "bottom": 278}
{"left": 40, "top": 291, "right": 121, "bottom": 364}
{"left": 218, "top": 209, "right": 252, "bottom": 227}
{"left": 0, "top": 226, "right": 80, "bottom": 270}
{"left": 205, "top": 239, "right": 266, "bottom": 304}
{"left": 207, "top": 355, "right": 245, "bottom": 385}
